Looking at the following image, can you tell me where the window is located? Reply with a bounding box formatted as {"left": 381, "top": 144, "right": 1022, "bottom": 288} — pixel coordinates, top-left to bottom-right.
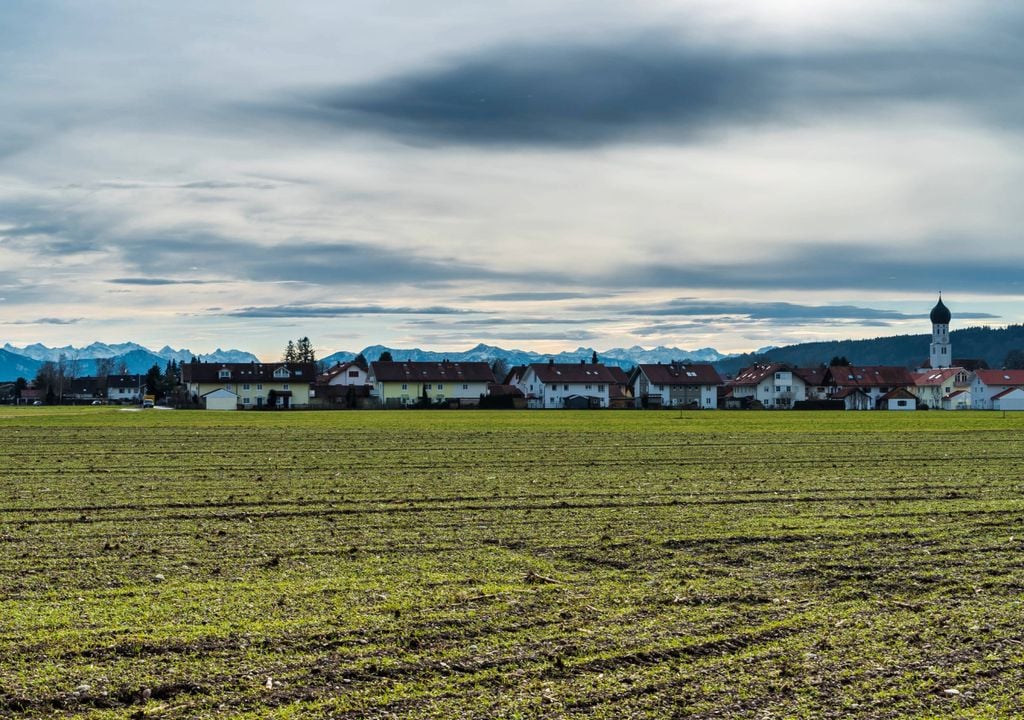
{"left": 564, "top": 384, "right": 569, "bottom": 391}
{"left": 786, "top": 385, "right": 791, "bottom": 392}
{"left": 585, "top": 384, "right": 592, "bottom": 390}
{"left": 218, "top": 369, "right": 231, "bottom": 379}
{"left": 598, "top": 384, "right": 604, "bottom": 392}
{"left": 243, "top": 383, "right": 250, "bottom": 390}
{"left": 424, "top": 383, "right": 432, "bottom": 390}
{"left": 257, "top": 384, "right": 262, "bottom": 390}
{"left": 897, "top": 400, "right": 908, "bottom": 407}
{"left": 243, "top": 397, "right": 251, "bottom": 405}
{"left": 437, "top": 383, "right": 443, "bottom": 390}
{"left": 463, "top": 384, "right": 468, "bottom": 390}
{"left": 401, "top": 383, "right": 408, "bottom": 390}
{"left": 283, "top": 384, "right": 289, "bottom": 390}
{"left": 348, "top": 370, "right": 359, "bottom": 378}
{"left": 775, "top": 373, "right": 782, "bottom": 380}
{"left": 775, "top": 385, "right": 781, "bottom": 392}
{"left": 273, "top": 367, "right": 290, "bottom": 379}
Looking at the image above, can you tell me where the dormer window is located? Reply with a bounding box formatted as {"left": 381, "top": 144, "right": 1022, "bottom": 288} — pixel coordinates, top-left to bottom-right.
{"left": 273, "top": 367, "right": 290, "bottom": 379}
{"left": 218, "top": 369, "right": 231, "bottom": 379}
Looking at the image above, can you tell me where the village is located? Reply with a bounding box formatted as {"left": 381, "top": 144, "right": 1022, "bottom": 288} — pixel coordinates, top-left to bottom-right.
{"left": 5, "top": 297, "right": 1024, "bottom": 412}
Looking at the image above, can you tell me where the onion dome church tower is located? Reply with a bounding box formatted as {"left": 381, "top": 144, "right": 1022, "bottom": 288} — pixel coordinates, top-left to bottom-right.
{"left": 929, "top": 295, "right": 952, "bottom": 369}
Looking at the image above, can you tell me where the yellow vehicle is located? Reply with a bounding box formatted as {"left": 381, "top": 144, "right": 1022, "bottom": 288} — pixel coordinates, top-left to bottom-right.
{"left": 142, "top": 394, "right": 155, "bottom": 408}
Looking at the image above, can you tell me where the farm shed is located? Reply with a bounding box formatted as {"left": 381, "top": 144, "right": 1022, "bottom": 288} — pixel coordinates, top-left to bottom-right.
{"left": 202, "top": 388, "right": 239, "bottom": 410}
{"left": 881, "top": 388, "right": 917, "bottom": 411}
{"left": 992, "top": 388, "right": 1024, "bottom": 411}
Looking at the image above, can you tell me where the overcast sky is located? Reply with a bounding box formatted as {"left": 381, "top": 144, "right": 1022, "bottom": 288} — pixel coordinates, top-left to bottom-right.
{"left": 2, "top": 0, "right": 1021, "bottom": 359}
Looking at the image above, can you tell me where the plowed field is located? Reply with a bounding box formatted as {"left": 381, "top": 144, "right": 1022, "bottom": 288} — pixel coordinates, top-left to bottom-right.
{"left": 2, "top": 408, "right": 1024, "bottom": 718}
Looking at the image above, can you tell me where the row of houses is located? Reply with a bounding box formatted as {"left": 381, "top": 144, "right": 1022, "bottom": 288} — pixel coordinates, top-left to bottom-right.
{"left": 176, "top": 356, "right": 1024, "bottom": 411}
{"left": 6, "top": 374, "right": 148, "bottom": 405}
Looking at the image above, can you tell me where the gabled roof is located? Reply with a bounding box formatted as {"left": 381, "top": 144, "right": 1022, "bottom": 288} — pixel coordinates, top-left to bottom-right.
{"left": 183, "top": 362, "right": 316, "bottom": 383}
{"left": 944, "top": 389, "right": 968, "bottom": 400}
{"left": 974, "top": 369, "right": 1024, "bottom": 387}
{"left": 881, "top": 387, "right": 917, "bottom": 401}
{"left": 370, "top": 361, "right": 496, "bottom": 384}
{"left": 913, "top": 368, "right": 961, "bottom": 386}
{"left": 637, "top": 363, "right": 722, "bottom": 386}
{"left": 607, "top": 366, "right": 630, "bottom": 385}
{"left": 503, "top": 365, "right": 527, "bottom": 385}
{"left": 825, "top": 365, "right": 914, "bottom": 388}
{"left": 107, "top": 374, "right": 144, "bottom": 386}
{"left": 319, "top": 361, "right": 367, "bottom": 383}
{"left": 992, "top": 387, "right": 1024, "bottom": 400}
{"left": 525, "top": 362, "right": 618, "bottom": 384}
{"left": 729, "top": 364, "right": 793, "bottom": 387}
{"left": 794, "top": 367, "right": 827, "bottom": 386}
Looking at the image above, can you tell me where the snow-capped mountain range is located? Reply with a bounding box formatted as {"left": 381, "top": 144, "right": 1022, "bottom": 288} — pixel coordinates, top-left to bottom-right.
{"left": 2, "top": 342, "right": 257, "bottom": 364}
{"left": 320, "top": 343, "right": 730, "bottom": 370}
{"left": 1, "top": 341, "right": 731, "bottom": 380}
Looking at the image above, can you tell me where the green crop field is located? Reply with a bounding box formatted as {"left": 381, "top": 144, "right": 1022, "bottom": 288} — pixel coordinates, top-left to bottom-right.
{"left": 2, "top": 408, "right": 1024, "bottom": 718}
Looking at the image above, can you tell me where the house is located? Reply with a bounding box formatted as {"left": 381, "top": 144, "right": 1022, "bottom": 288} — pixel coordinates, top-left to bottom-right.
{"left": 106, "top": 374, "right": 145, "bottom": 403}
{"left": 971, "top": 369, "right": 1024, "bottom": 409}
{"left": 319, "top": 358, "right": 369, "bottom": 387}
{"left": 313, "top": 358, "right": 371, "bottom": 408}
{"left": 992, "top": 387, "right": 1024, "bottom": 411}
{"left": 606, "top": 366, "right": 633, "bottom": 409}
{"left": 794, "top": 367, "right": 829, "bottom": 400}
{"left": 881, "top": 387, "right": 917, "bottom": 411}
{"left": 941, "top": 389, "right": 971, "bottom": 410}
{"left": 727, "top": 364, "right": 806, "bottom": 409}
{"left": 182, "top": 360, "right": 316, "bottom": 409}
{"left": 202, "top": 387, "right": 239, "bottom": 411}
{"left": 65, "top": 376, "right": 102, "bottom": 402}
{"left": 823, "top": 366, "right": 915, "bottom": 409}
{"left": 631, "top": 362, "right": 722, "bottom": 409}
{"left": 912, "top": 367, "right": 972, "bottom": 410}
{"left": 515, "top": 360, "right": 619, "bottom": 409}
{"left": 368, "top": 361, "right": 496, "bottom": 408}
{"left": 833, "top": 387, "right": 873, "bottom": 411}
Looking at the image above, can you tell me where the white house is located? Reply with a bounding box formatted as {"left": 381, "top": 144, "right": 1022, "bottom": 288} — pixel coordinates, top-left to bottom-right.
{"left": 992, "top": 387, "right": 1024, "bottom": 411}
{"left": 320, "top": 360, "right": 369, "bottom": 387}
{"left": 970, "top": 369, "right": 1024, "bottom": 410}
{"left": 106, "top": 374, "right": 145, "bottom": 403}
{"left": 912, "top": 367, "right": 971, "bottom": 410}
{"left": 202, "top": 388, "right": 238, "bottom": 410}
{"left": 632, "top": 363, "right": 721, "bottom": 409}
{"left": 516, "top": 361, "right": 618, "bottom": 409}
{"left": 881, "top": 388, "right": 917, "bottom": 411}
{"left": 727, "top": 364, "right": 807, "bottom": 409}
{"left": 368, "top": 361, "right": 495, "bottom": 407}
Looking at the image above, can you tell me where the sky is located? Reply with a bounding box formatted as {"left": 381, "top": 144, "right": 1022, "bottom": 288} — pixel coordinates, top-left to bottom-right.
{"left": 1, "top": 0, "right": 1022, "bottom": 361}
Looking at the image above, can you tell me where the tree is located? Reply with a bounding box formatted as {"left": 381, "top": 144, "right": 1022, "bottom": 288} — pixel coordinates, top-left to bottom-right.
{"left": 379, "top": 351, "right": 393, "bottom": 362}
{"left": 591, "top": 350, "right": 599, "bottom": 364}
{"left": 145, "top": 363, "right": 164, "bottom": 398}
{"left": 35, "top": 362, "right": 58, "bottom": 402}
{"left": 284, "top": 340, "right": 297, "bottom": 363}
{"left": 490, "top": 358, "right": 510, "bottom": 382}
{"left": 95, "top": 357, "right": 116, "bottom": 396}
{"left": 829, "top": 356, "right": 851, "bottom": 366}
{"left": 14, "top": 377, "right": 27, "bottom": 400}
{"left": 1004, "top": 349, "right": 1024, "bottom": 369}
{"left": 296, "top": 336, "right": 315, "bottom": 363}
{"left": 353, "top": 353, "right": 368, "bottom": 370}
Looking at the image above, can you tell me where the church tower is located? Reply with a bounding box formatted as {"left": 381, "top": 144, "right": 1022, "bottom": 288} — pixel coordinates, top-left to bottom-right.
{"left": 929, "top": 295, "right": 952, "bottom": 369}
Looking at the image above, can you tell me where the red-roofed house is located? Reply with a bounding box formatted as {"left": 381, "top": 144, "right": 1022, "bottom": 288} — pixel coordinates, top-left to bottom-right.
{"left": 880, "top": 387, "right": 917, "bottom": 411}
{"left": 632, "top": 363, "right": 722, "bottom": 409}
{"left": 972, "top": 369, "right": 1024, "bottom": 409}
{"left": 727, "top": 364, "right": 806, "bottom": 409}
{"left": 912, "top": 367, "right": 971, "bottom": 409}
{"left": 823, "top": 366, "right": 915, "bottom": 409}
{"left": 368, "top": 361, "right": 496, "bottom": 408}
{"left": 516, "top": 360, "right": 619, "bottom": 408}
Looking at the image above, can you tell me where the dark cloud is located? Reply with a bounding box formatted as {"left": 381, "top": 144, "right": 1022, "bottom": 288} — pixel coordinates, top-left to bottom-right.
{"left": 225, "top": 303, "right": 474, "bottom": 318}
{"left": 116, "top": 233, "right": 567, "bottom": 287}
{"left": 473, "top": 291, "right": 616, "bottom": 301}
{"left": 108, "top": 277, "right": 216, "bottom": 286}
{"left": 5, "top": 317, "right": 83, "bottom": 325}
{"left": 615, "top": 246, "right": 1024, "bottom": 295}
{"left": 624, "top": 298, "right": 999, "bottom": 323}
{"left": 272, "top": 27, "right": 1024, "bottom": 146}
